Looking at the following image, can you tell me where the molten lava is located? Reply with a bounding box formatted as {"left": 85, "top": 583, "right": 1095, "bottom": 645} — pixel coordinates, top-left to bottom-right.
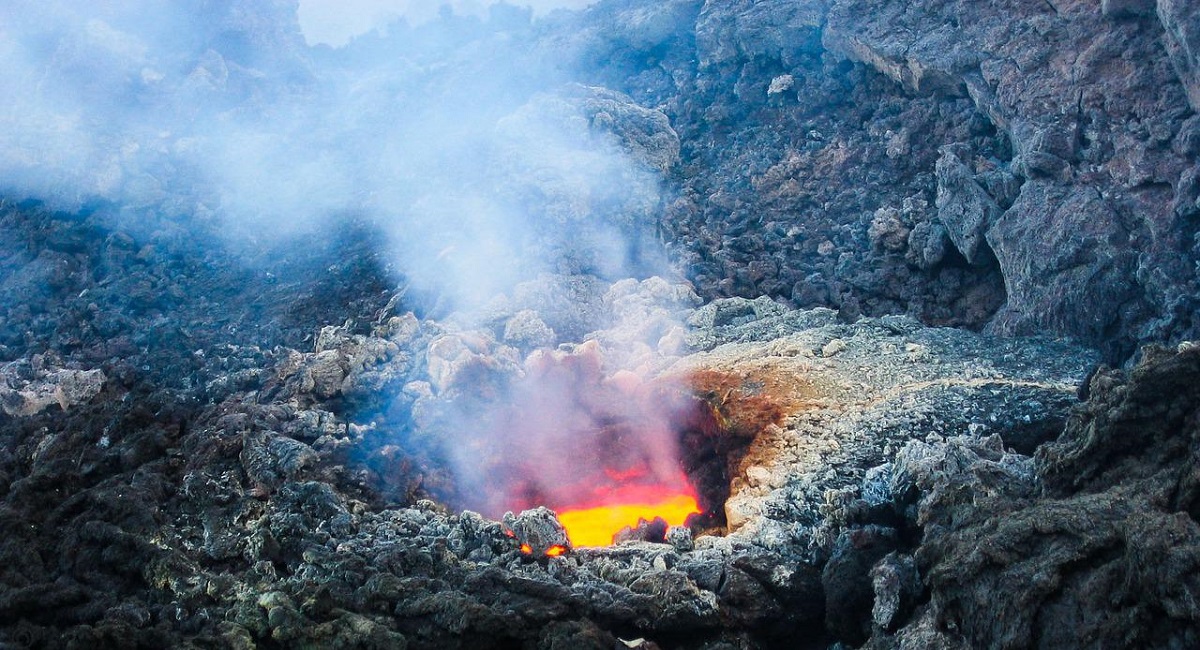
{"left": 441, "top": 341, "right": 722, "bottom": 547}
{"left": 557, "top": 492, "right": 700, "bottom": 547}
{"left": 517, "top": 542, "right": 567, "bottom": 557}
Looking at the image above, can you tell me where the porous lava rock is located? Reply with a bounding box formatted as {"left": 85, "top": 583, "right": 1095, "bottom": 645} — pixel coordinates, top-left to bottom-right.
{"left": 553, "top": 0, "right": 1200, "bottom": 362}
{"left": 0, "top": 255, "right": 1099, "bottom": 648}
{"left": 852, "top": 343, "right": 1200, "bottom": 648}
{"left": 2, "top": 0, "right": 1200, "bottom": 648}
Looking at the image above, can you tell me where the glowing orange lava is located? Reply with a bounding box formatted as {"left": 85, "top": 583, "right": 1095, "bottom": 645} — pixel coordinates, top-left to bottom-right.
{"left": 557, "top": 493, "right": 701, "bottom": 547}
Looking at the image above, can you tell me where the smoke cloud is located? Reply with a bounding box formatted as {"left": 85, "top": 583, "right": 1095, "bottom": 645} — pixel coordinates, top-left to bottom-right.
{"left": 437, "top": 340, "right": 698, "bottom": 519}
{"left": 297, "top": 0, "right": 597, "bottom": 47}
{"left": 0, "top": 0, "right": 693, "bottom": 522}
{"left": 0, "top": 0, "right": 671, "bottom": 313}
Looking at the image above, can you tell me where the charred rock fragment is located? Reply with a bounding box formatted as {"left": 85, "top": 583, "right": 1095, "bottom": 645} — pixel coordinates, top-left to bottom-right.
{"left": 503, "top": 507, "right": 572, "bottom": 559}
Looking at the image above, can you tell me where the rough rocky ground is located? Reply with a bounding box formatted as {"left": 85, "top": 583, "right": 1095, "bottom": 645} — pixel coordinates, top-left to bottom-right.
{"left": 867, "top": 342, "right": 1200, "bottom": 649}
{"left": 0, "top": 232, "right": 1102, "bottom": 647}
{"left": 7, "top": 0, "right": 1197, "bottom": 363}
{"left": 3, "top": 0, "right": 1200, "bottom": 648}
{"left": 550, "top": 0, "right": 1200, "bottom": 362}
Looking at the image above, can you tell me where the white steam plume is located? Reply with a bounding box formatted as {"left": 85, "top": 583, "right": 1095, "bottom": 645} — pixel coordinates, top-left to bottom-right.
{"left": 0, "top": 0, "right": 695, "bottom": 523}
{"left": 297, "top": 0, "right": 598, "bottom": 47}
{"left": 0, "top": 0, "right": 670, "bottom": 317}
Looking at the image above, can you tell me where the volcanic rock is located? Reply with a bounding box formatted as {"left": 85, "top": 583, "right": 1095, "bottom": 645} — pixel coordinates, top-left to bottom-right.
{"left": 1159, "top": 0, "right": 1200, "bottom": 111}
{"left": 502, "top": 309, "right": 557, "bottom": 349}
{"left": 530, "top": 0, "right": 1200, "bottom": 361}
{"left": 353, "top": 282, "right": 1097, "bottom": 646}
{"left": 1, "top": 247, "right": 1108, "bottom": 649}
{"left": 3, "top": 1, "right": 1200, "bottom": 648}
{"left": 854, "top": 343, "right": 1200, "bottom": 648}
{"left": 933, "top": 144, "right": 1000, "bottom": 266}
{"left": 0, "top": 362, "right": 105, "bottom": 417}
{"left": 667, "top": 297, "right": 1096, "bottom": 553}
{"left": 0, "top": 211, "right": 1183, "bottom": 650}
{"left": 503, "top": 507, "right": 572, "bottom": 557}
{"left": 816, "top": 0, "right": 1198, "bottom": 359}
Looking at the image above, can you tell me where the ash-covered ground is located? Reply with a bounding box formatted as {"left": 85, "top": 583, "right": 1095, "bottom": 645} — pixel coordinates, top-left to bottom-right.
{"left": 2, "top": 1, "right": 1200, "bottom": 649}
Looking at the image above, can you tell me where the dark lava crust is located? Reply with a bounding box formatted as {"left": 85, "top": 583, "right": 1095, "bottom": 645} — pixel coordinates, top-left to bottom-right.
{"left": 3, "top": 1, "right": 1200, "bottom": 649}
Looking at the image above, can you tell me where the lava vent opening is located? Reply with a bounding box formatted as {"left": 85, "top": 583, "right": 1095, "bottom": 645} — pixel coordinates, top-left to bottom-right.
{"left": 425, "top": 341, "right": 788, "bottom": 549}
{"left": 674, "top": 368, "right": 790, "bottom": 531}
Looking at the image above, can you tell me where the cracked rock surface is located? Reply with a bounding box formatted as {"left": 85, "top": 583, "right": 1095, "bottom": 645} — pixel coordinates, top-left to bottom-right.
{"left": 2, "top": 0, "right": 1200, "bottom": 648}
